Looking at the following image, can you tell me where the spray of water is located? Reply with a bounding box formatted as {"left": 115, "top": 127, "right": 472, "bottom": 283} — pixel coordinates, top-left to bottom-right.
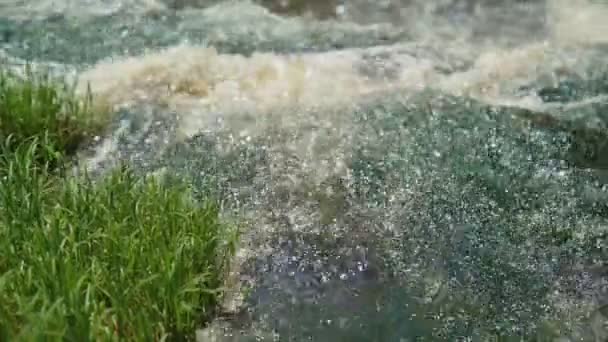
{"left": 73, "top": 0, "right": 607, "bottom": 138}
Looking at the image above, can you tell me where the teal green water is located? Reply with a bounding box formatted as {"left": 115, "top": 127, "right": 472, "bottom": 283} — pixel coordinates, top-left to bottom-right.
{"left": 0, "top": 5, "right": 407, "bottom": 65}
{"left": 166, "top": 90, "right": 608, "bottom": 341}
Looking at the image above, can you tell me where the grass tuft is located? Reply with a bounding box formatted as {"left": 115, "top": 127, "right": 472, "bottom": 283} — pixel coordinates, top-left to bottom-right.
{"left": 0, "top": 65, "right": 109, "bottom": 166}
{"left": 0, "top": 66, "right": 237, "bottom": 341}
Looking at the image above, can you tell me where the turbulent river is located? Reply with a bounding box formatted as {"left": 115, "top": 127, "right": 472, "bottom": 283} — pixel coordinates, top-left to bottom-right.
{"left": 2, "top": 0, "right": 608, "bottom": 340}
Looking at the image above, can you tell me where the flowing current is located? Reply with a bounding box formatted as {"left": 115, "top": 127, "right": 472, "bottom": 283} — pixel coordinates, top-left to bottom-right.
{"left": 2, "top": 0, "right": 608, "bottom": 340}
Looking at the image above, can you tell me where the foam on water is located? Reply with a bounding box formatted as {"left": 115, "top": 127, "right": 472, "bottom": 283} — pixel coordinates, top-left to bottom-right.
{"left": 69, "top": 0, "right": 607, "bottom": 137}
{"left": 77, "top": 43, "right": 604, "bottom": 142}
{"left": 76, "top": 45, "right": 395, "bottom": 136}
{"left": 548, "top": 0, "right": 608, "bottom": 46}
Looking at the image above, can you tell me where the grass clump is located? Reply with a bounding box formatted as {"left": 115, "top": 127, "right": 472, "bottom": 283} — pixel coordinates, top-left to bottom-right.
{"left": 0, "top": 66, "right": 237, "bottom": 340}
{"left": 0, "top": 65, "right": 108, "bottom": 166}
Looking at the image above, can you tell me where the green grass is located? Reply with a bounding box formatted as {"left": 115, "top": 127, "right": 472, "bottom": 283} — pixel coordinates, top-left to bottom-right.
{"left": 0, "top": 66, "right": 110, "bottom": 165}
{"left": 0, "top": 66, "right": 238, "bottom": 340}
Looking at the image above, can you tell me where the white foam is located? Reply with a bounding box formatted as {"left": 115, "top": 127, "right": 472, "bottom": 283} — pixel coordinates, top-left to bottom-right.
{"left": 76, "top": 44, "right": 402, "bottom": 136}
{"left": 69, "top": 0, "right": 608, "bottom": 140}
{"left": 547, "top": 0, "right": 608, "bottom": 46}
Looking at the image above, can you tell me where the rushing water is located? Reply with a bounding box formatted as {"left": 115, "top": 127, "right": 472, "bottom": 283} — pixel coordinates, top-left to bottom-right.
{"left": 2, "top": 0, "right": 608, "bottom": 340}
